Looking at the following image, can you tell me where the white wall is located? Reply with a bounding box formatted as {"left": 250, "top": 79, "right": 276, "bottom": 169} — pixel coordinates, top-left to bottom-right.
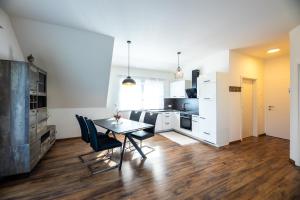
{"left": 49, "top": 66, "right": 173, "bottom": 139}
{"left": 184, "top": 50, "right": 230, "bottom": 80}
{"left": 0, "top": 8, "right": 23, "bottom": 61}
{"left": 10, "top": 17, "right": 114, "bottom": 108}
{"left": 228, "top": 51, "right": 265, "bottom": 142}
{"left": 264, "top": 55, "right": 290, "bottom": 139}
{"left": 290, "top": 25, "right": 300, "bottom": 166}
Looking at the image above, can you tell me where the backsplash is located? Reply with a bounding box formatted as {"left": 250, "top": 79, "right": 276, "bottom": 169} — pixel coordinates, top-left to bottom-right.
{"left": 164, "top": 98, "right": 199, "bottom": 113}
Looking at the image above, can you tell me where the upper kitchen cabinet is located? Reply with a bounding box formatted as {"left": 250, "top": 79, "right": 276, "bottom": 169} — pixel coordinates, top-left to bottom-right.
{"left": 170, "top": 80, "right": 192, "bottom": 98}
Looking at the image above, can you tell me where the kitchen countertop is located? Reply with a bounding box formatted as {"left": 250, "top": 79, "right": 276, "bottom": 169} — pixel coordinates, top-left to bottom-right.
{"left": 120, "top": 109, "right": 199, "bottom": 115}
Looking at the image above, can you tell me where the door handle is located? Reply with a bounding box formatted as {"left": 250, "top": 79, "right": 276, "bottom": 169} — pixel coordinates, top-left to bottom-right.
{"left": 268, "top": 105, "right": 275, "bottom": 111}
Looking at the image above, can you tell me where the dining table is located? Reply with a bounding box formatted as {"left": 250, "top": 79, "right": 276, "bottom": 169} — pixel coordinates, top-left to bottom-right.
{"left": 93, "top": 117, "right": 154, "bottom": 170}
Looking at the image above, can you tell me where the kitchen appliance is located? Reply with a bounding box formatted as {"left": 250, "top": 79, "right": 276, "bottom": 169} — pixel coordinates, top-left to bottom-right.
{"left": 180, "top": 112, "right": 192, "bottom": 130}
{"left": 186, "top": 69, "right": 199, "bottom": 98}
{"left": 185, "top": 88, "right": 197, "bottom": 98}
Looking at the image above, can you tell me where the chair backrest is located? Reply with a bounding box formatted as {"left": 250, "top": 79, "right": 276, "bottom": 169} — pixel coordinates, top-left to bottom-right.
{"left": 86, "top": 119, "right": 99, "bottom": 150}
{"left": 129, "top": 111, "right": 142, "bottom": 122}
{"left": 75, "top": 115, "right": 90, "bottom": 143}
{"left": 143, "top": 112, "right": 158, "bottom": 133}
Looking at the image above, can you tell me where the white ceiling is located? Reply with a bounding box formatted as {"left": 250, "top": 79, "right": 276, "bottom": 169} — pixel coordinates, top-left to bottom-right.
{"left": 1, "top": 0, "right": 300, "bottom": 71}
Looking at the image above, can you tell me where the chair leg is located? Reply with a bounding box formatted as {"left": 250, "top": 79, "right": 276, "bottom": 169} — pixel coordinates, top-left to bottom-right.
{"left": 79, "top": 149, "right": 111, "bottom": 163}
{"left": 88, "top": 148, "right": 121, "bottom": 175}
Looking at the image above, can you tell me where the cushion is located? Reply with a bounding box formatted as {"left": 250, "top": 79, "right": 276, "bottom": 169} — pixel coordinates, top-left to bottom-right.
{"left": 130, "top": 130, "right": 154, "bottom": 140}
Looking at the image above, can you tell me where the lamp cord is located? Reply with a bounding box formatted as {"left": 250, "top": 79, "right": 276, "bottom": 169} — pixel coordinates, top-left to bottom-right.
{"left": 128, "top": 41, "right": 130, "bottom": 76}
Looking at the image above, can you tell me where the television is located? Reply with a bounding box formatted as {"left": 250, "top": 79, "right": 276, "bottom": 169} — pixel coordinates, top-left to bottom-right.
{"left": 185, "top": 88, "right": 197, "bottom": 98}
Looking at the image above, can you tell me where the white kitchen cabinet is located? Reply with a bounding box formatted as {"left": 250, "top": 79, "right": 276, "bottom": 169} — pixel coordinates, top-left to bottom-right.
{"left": 162, "top": 112, "right": 172, "bottom": 130}
{"left": 192, "top": 115, "right": 200, "bottom": 138}
{"left": 170, "top": 80, "right": 192, "bottom": 98}
{"left": 155, "top": 112, "right": 174, "bottom": 132}
{"left": 197, "top": 72, "right": 229, "bottom": 147}
{"left": 172, "top": 112, "right": 180, "bottom": 131}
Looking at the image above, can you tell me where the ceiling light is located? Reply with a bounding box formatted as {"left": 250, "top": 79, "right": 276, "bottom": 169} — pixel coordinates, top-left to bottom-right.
{"left": 267, "top": 48, "right": 280, "bottom": 54}
{"left": 175, "top": 52, "right": 184, "bottom": 79}
{"left": 122, "top": 41, "right": 136, "bottom": 87}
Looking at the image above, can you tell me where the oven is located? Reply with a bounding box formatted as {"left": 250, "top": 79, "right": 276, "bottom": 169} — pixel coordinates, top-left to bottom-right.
{"left": 180, "top": 113, "right": 192, "bottom": 131}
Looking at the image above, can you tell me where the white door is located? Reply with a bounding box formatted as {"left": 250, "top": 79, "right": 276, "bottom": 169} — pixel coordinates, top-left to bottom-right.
{"left": 242, "top": 79, "right": 254, "bottom": 139}
{"left": 264, "top": 57, "right": 290, "bottom": 139}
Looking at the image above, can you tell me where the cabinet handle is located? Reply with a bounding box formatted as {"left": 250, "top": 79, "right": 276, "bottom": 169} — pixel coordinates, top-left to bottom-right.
{"left": 204, "top": 80, "right": 210, "bottom": 83}
{"left": 204, "top": 97, "right": 211, "bottom": 100}
{"left": 192, "top": 120, "right": 198, "bottom": 122}
{"left": 199, "top": 117, "right": 206, "bottom": 119}
{"left": 203, "top": 131, "right": 210, "bottom": 135}
{"left": 165, "top": 122, "right": 170, "bottom": 125}
{"left": 165, "top": 116, "right": 170, "bottom": 118}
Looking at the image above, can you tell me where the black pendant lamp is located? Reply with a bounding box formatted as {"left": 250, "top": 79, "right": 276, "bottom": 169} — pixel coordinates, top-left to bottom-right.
{"left": 122, "top": 40, "right": 136, "bottom": 86}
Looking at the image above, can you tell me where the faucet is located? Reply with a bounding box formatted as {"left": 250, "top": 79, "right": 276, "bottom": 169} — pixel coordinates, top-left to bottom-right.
{"left": 183, "top": 103, "right": 189, "bottom": 111}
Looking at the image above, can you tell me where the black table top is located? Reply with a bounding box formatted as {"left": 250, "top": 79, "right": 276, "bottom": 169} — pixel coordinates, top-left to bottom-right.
{"left": 93, "top": 118, "right": 153, "bottom": 134}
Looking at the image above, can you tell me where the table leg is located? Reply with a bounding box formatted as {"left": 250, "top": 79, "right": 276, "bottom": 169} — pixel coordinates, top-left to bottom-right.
{"left": 127, "top": 134, "right": 146, "bottom": 159}
{"left": 119, "top": 136, "right": 127, "bottom": 170}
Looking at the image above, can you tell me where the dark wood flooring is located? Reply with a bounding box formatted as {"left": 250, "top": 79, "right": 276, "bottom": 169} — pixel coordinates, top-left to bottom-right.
{"left": 1, "top": 135, "right": 300, "bottom": 200}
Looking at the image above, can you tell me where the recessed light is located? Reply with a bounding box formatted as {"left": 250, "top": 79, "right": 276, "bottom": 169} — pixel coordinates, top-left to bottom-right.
{"left": 267, "top": 48, "right": 280, "bottom": 54}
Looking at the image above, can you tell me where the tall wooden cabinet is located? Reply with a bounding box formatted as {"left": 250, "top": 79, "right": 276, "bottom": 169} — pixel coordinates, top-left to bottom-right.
{"left": 0, "top": 60, "right": 56, "bottom": 176}
{"left": 197, "top": 72, "right": 229, "bottom": 147}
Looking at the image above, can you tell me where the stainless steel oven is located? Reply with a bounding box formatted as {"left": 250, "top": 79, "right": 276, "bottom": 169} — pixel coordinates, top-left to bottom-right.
{"left": 180, "top": 113, "right": 192, "bottom": 131}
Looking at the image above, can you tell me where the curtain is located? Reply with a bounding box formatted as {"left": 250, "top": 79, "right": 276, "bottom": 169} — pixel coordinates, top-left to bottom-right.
{"left": 118, "top": 77, "right": 164, "bottom": 110}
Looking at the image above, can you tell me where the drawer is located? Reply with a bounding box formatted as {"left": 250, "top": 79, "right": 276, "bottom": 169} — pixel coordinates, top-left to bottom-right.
{"left": 163, "top": 122, "right": 172, "bottom": 130}
{"left": 198, "top": 117, "right": 216, "bottom": 143}
{"left": 201, "top": 130, "right": 216, "bottom": 144}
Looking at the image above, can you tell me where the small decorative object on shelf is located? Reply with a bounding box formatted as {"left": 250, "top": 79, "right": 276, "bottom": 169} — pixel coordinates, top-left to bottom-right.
{"left": 113, "top": 104, "right": 121, "bottom": 123}
{"left": 27, "top": 54, "right": 35, "bottom": 63}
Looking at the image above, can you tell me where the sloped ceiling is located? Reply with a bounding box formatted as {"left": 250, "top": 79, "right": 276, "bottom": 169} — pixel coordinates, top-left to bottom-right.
{"left": 11, "top": 17, "right": 114, "bottom": 108}
{"left": 1, "top": 0, "right": 300, "bottom": 71}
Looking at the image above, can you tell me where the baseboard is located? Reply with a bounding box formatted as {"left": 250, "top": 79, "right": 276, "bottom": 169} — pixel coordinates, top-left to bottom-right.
{"left": 56, "top": 136, "right": 81, "bottom": 141}
{"left": 229, "top": 139, "right": 241, "bottom": 145}
{"left": 289, "top": 158, "right": 296, "bottom": 166}
{"left": 259, "top": 133, "right": 266, "bottom": 137}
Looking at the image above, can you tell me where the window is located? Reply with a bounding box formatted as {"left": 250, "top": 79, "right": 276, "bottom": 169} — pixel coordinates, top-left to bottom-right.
{"left": 118, "top": 77, "right": 164, "bottom": 110}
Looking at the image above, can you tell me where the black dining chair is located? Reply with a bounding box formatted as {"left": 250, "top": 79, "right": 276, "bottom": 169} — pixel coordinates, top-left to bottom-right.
{"left": 75, "top": 115, "right": 109, "bottom": 163}
{"left": 130, "top": 112, "right": 158, "bottom": 152}
{"left": 85, "top": 119, "right": 123, "bottom": 174}
{"left": 129, "top": 111, "right": 142, "bottom": 122}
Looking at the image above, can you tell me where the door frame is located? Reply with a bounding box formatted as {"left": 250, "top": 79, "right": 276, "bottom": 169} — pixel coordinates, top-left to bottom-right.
{"left": 240, "top": 76, "right": 258, "bottom": 140}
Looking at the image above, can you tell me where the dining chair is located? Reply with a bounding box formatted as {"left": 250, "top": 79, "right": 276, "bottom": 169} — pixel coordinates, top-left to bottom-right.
{"left": 130, "top": 112, "right": 158, "bottom": 152}
{"left": 75, "top": 115, "right": 109, "bottom": 163}
{"left": 129, "top": 111, "right": 142, "bottom": 122}
{"left": 85, "top": 119, "right": 123, "bottom": 174}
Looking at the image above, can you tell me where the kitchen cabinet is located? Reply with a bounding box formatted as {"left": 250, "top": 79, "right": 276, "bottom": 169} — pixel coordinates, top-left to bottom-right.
{"left": 197, "top": 72, "right": 229, "bottom": 147}
{"left": 192, "top": 115, "right": 200, "bottom": 138}
{"left": 162, "top": 112, "right": 172, "bottom": 130}
{"left": 170, "top": 80, "right": 192, "bottom": 98}
{"left": 172, "top": 112, "right": 180, "bottom": 131}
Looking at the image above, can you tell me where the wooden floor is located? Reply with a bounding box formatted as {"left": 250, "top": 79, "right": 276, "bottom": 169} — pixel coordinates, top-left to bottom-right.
{"left": 1, "top": 135, "right": 300, "bottom": 200}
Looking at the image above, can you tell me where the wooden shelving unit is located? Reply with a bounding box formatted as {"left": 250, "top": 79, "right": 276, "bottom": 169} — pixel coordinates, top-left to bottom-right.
{"left": 0, "top": 60, "right": 56, "bottom": 177}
